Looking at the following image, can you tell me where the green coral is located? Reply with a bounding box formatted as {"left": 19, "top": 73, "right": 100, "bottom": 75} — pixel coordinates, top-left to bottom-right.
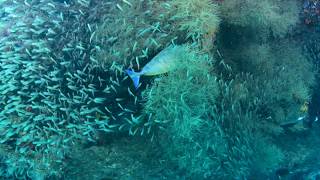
{"left": 0, "top": 144, "right": 62, "bottom": 179}
{"left": 219, "top": 39, "right": 315, "bottom": 129}
{"left": 220, "top": 0, "right": 299, "bottom": 37}
{"left": 93, "top": 0, "right": 221, "bottom": 134}
{"left": 95, "top": 0, "right": 220, "bottom": 68}
{"left": 142, "top": 45, "right": 219, "bottom": 137}
{"left": 140, "top": 46, "right": 284, "bottom": 178}
{"left": 141, "top": 45, "right": 221, "bottom": 178}
{"left": 213, "top": 0, "right": 315, "bottom": 176}
{"left": 169, "top": 0, "right": 220, "bottom": 49}
{"left": 213, "top": 76, "right": 284, "bottom": 178}
{"left": 0, "top": 0, "right": 316, "bottom": 179}
{"left": 217, "top": 0, "right": 315, "bottom": 135}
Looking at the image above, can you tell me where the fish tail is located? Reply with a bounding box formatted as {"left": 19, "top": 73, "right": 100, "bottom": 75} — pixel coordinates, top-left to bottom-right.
{"left": 126, "top": 69, "right": 141, "bottom": 89}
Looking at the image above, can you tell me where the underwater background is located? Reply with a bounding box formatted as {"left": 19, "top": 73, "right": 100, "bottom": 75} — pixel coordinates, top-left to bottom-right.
{"left": 0, "top": 0, "right": 320, "bottom": 179}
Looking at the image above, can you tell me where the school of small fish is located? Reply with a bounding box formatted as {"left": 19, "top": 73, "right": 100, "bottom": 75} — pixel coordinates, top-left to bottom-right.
{"left": 0, "top": 0, "right": 147, "bottom": 154}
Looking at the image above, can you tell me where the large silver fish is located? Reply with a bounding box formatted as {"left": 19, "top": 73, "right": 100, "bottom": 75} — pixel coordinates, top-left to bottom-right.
{"left": 126, "top": 45, "right": 181, "bottom": 89}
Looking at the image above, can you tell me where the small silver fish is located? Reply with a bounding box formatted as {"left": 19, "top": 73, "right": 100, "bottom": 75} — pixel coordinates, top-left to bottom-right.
{"left": 126, "top": 45, "right": 181, "bottom": 89}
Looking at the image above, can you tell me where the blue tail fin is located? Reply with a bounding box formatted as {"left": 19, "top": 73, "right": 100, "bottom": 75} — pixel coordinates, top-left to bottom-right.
{"left": 125, "top": 69, "right": 140, "bottom": 89}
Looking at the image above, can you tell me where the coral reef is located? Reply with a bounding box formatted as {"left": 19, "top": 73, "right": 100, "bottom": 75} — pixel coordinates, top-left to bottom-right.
{"left": 140, "top": 46, "right": 284, "bottom": 178}
{"left": 0, "top": 0, "right": 221, "bottom": 178}
{"left": 94, "top": 0, "right": 221, "bottom": 134}
{"left": 0, "top": 144, "right": 62, "bottom": 179}
{"left": 141, "top": 45, "right": 223, "bottom": 178}
{"left": 304, "top": 33, "right": 320, "bottom": 123}
{"left": 220, "top": 41, "right": 314, "bottom": 127}
{"left": 0, "top": 0, "right": 318, "bottom": 179}
{"left": 169, "top": 0, "right": 220, "bottom": 49}
{"left": 95, "top": 0, "right": 220, "bottom": 68}
{"left": 217, "top": 0, "right": 316, "bottom": 135}
{"left": 214, "top": 0, "right": 317, "bottom": 177}
{"left": 302, "top": 0, "right": 320, "bottom": 26}
{"left": 219, "top": 0, "right": 300, "bottom": 37}
{"left": 141, "top": 45, "right": 219, "bottom": 138}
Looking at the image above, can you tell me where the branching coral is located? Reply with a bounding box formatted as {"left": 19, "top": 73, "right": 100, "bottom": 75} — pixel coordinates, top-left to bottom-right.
{"left": 220, "top": 40, "right": 315, "bottom": 128}
{"left": 219, "top": 0, "right": 299, "bottom": 37}
{"left": 141, "top": 45, "right": 219, "bottom": 137}
{"left": 169, "top": 0, "right": 220, "bottom": 49}
{"left": 0, "top": 0, "right": 221, "bottom": 162}
{"left": 214, "top": 0, "right": 316, "bottom": 177}
{"left": 212, "top": 75, "right": 284, "bottom": 178}
{"left": 0, "top": 144, "right": 62, "bottom": 179}
{"left": 133, "top": 43, "right": 284, "bottom": 178}
{"left": 93, "top": 0, "right": 221, "bottom": 136}
{"left": 96, "top": 0, "right": 177, "bottom": 67}
{"left": 0, "top": 0, "right": 306, "bottom": 179}
{"left": 95, "top": 0, "right": 220, "bottom": 69}
{"left": 141, "top": 45, "right": 221, "bottom": 178}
